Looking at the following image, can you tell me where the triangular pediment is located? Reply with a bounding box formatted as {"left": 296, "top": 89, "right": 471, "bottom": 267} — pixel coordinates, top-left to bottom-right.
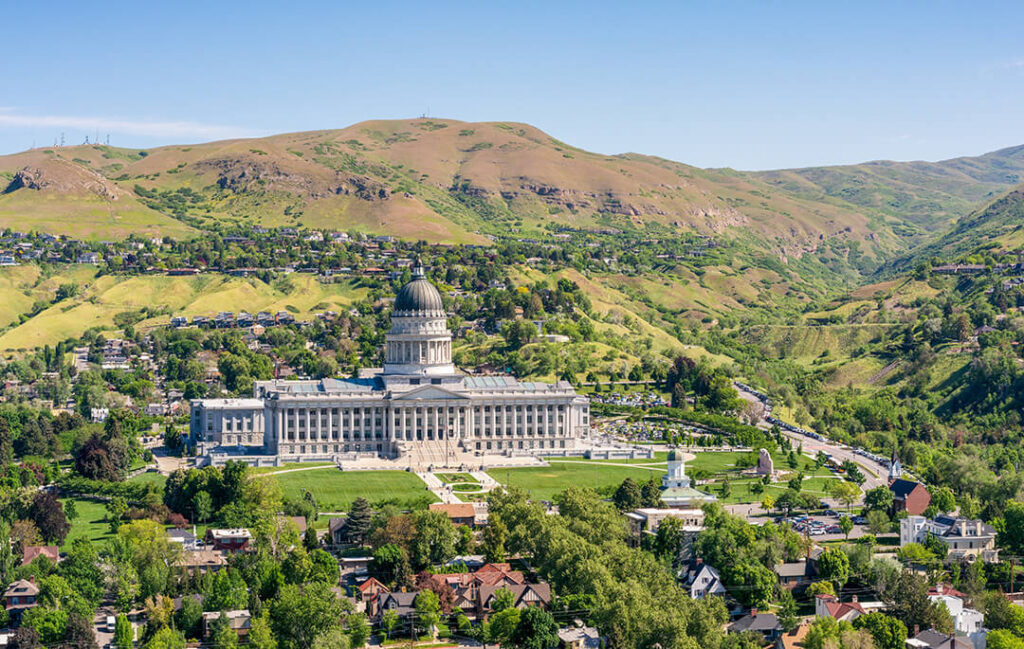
{"left": 391, "top": 384, "right": 469, "bottom": 400}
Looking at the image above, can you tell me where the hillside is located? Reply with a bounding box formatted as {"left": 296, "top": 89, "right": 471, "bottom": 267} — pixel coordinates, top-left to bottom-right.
{"left": 750, "top": 144, "right": 1024, "bottom": 238}
{"left": 0, "top": 118, "right": 901, "bottom": 266}
{"left": 891, "top": 185, "right": 1024, "bottom": 269}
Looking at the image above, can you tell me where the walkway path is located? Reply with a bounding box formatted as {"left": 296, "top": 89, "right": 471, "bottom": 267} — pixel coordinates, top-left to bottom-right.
{"left": 417, "top": 472, "right": 463, "bottom": 504}
{"left": 470, "top": 472, "right": 501, "bottom": 489}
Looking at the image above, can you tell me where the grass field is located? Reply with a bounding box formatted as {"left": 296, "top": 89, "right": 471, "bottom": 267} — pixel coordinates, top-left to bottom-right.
{"left": 61, "top": 497, "right": 116, "bottom": 550}
{"left": 268, "top": 467, "right": 436, "bottom": 511}
{"left": 127, "top": 471, "right": 168, "bottom": 488}
{"left": 0, "top": 272, "right": 368, "bottom": 353}
{"left": 488, "top": 461, "right": 666, "bottom": 502}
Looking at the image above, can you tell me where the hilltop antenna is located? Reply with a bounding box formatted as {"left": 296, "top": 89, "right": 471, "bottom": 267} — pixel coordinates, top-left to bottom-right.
{"left": 106, "top": 134, "right": 110, "bottom": 146}
{"left": 84, "top": 135, "right": 90, "bottom": 145}
{"left": 60, "top": 133, "right": 65, "bottom": 147}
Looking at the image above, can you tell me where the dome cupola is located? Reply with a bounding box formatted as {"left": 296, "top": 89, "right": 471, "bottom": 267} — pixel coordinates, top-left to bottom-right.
{"left": 393, "top": 264, "right": 444, "bottom": 316}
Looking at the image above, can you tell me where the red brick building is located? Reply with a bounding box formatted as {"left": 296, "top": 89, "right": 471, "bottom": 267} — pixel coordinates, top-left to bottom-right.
{"left": 890, "top": 479, "right": 931, "bottom": 516}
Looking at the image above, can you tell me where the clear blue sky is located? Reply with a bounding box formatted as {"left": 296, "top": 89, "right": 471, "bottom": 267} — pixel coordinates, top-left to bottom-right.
{"left": 2, "top": 0, "right": 1023, "bottom": 169}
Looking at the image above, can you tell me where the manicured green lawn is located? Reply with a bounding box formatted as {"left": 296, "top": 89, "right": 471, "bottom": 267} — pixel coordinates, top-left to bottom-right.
{"left": 269, "top": 468, "right": 437, "bottom": 511}
{"left": 62, "top": 497, "right": 116, "bottom": 550}
{"left": 436, "top": 472, "right": 478, "bottom": 484}
{"left": 127, "top": 471, "right": 168, "bottom": 488}
{"left": 488, "top": 461, "right": 666, "bottom": 502}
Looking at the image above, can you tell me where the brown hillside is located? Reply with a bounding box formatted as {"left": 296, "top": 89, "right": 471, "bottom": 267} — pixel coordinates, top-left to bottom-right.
{"left": 0, "top": 118, "right": 895, "bottom": 257}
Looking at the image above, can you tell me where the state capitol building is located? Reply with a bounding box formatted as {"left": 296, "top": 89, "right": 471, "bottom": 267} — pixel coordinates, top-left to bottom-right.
{"left": 190, "top": 266, "right": 591, "bottom": 465}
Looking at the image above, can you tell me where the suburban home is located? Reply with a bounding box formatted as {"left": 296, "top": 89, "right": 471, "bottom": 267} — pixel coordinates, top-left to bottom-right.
{"left": 355, "top": 577, "right": 390, "bottom": 604}
{"left": 776, "top": 622, "right": 812, "bottom": 649}
{"left": 202, "top": 610, "right": 251, "bottom": 638}
{"left": 205, "top": 528, "right": 252, "bottom": 552}
{"left": 905, "top": 628, "right": 973, "bottom": 649}
{"left": 928, "top": 585, "right": 985, "bottom": 639}
{"left": 179, "top": 549, "right": 228, "bottom": 573}
{"left": 3, "top": 579, "right": 39, "bottom": 611}
{"left": 373, "top": 591, "right": 418, "bottom": 621}
{"left": 625, "top": 508, "right": 705, "bottom": 537}
{"left": 774, "top": 560, "right": 818, "bottom": 591}
{"left": 815, "top": 594, "right": 866, "bottom": 623}
{"left": 900, "top": 516, "right": 999, "bottom": 563}
{"left": 681, "top": 560, "right": 727, "bottom": 600}
{"left": 418, "top": 562, "right": 531, "bottom": 617}
{"left": 429, "top": 502, "right": 479, "bottom": 527}
{"left": 729, "top": 611, "right": 782, "bottom": 643}
{"left": 328, "top": 517, "right": 348, "bottom": 546}
{"left": 340, "top": 556, "right": 373, "bottom": 575}
{"left": 21, "top": 545, "right": 60, "bottom": 567}
{"left": 167, "top": 528, "right": 199, "bottom": 551}
{"left": 558, "top": 623, "right": 602, "bottom": 649}
{"left": 890, "top": 479, "right": 931, "bottom": 516}
{"left": 478, "top": 582, "right": 552, "bottom": 614}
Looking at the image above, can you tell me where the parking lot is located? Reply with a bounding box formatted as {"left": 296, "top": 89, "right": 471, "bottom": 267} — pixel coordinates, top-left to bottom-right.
{"left": 782, "top": 512, "right": 869, "bottom": 541}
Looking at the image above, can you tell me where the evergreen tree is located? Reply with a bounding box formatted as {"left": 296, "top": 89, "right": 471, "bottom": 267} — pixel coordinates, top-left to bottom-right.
{"left": 345, "top": 498, "right": 373, "bottom": 545}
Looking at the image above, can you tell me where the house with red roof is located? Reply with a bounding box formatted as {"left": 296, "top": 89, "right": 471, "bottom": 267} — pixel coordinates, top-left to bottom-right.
{"left": 814, "top": 594, "right": 866, "bottom": 623}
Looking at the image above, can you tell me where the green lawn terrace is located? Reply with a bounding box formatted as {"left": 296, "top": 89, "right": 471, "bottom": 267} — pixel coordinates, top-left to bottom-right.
{"left": 269, "top": 466, "right": 437, "bottom": 511}
{"left": 486, "top": 448, "right": 838, "bottom": 505}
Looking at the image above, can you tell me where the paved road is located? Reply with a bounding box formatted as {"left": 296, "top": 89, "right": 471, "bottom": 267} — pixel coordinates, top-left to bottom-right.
{"left": 733, "top": 384, "right": 888, "bottom": 494}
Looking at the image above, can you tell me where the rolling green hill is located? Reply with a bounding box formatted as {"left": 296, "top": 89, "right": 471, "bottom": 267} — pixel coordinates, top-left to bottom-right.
{"left": 749, "top": 144, "right": 1024, "bottom": 238}
{"left": 0, "top": 119, "right": 905, "bottom": 265}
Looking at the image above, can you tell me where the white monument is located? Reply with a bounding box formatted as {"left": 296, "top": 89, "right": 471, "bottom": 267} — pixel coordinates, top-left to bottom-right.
{"left": 756, "top": 448, "right": 773, "bottom": 476}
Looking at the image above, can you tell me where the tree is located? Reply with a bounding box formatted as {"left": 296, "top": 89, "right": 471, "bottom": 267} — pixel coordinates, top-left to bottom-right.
{"left": 64, "top": 612, "right": 98, "bottom": 649}
{"left": 492, "top": 587, "right": 517, "bottom": 613}
{"left": 483, "top": 513, "right": 508, "bottom": 562}
{"left": 74, "top": 434, "right": 120, "bottom": 481}
{"left": 777, "top": 589, "right": 799, "bottom": 633}
{"left": 114, "top": 613, "right": 134, "bottom": 649}
{"left": 248, "top": 613, "right": 277, "bottom": 649}
{"left": 989, "top": 630, "right": 1024, "bottom": 649}
{"left": 346, "top": 498, "right": 373, "bottom": 545}
{"left": 29, "top": 492, "right": 70, "bottom": 545}
{"left": 269, "top": 583, "right": 346, "bottom": 649}
{"left": 613, "top": 478, "right": 643, "bottom": 512}
{"left": 864, "top": 486, "right": 894, "bottom": 513}
{"left": 1003, "top": 501, "right": 1024, "bottom": 555}
{"left": 175, "top": 597, "right": 202, "bottom": 639}
{"left": 347, "top": 613, "right": 369, "bottom": 648}
{"left": 828, "top": 480, "right": 861, "bottom": 512}
{"left": 303, "top": 527, "right": 319, "bottom": 552}
{"left": 853, "top": 612, "right": 907, "bottom": 649}
{"left": 839, "top": 516, "right": 854, "bottom": 540}
{"left": 931, "top": 486, "right": 956, "bottom": 514}
{"left": 817, "top": 547, "right": 850, "bottom": 595}
{"left": 192, "top": 490, "right": 213, "bottom": 523}
{"left": 381, "top": 610, "right": 399, "bottom": 642}
{"left": 489, "top": 607, "right": 521, "bottom": 646}
{"left": 10, "top": 627, "right": 41, "bottom": 649}
{"left": 142, "top": 627, "right": 185, "bottom": 649}
{"left": 210, "top": 614, "right": 239, "bottom": 649}
{"left": 653, "top": 516, "right": 684, "bottom": 562}
{"left": 806, "top": 581, "right": 835, "bottom": 597}
{"left": 414, "top": 590, "right": 441, "bottom": 638}
{"left": 63, "top": 499, "right": 78, "bottom": 524}
{"left": 508, "top": 606, "right": 559, "bottom": 649}
{"left": 371, "top": 544, "right": 410, "bottom": 588}
{"left": 866, "top": 510, "right": 890, "bottom": 535}
{"left": 409, "top": 511, "right": 456, "bottom": 569}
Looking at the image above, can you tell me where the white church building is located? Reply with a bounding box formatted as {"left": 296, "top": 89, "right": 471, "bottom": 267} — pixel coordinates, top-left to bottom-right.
{"left": 190, "top": 265, "right": 591, "bottom": 466}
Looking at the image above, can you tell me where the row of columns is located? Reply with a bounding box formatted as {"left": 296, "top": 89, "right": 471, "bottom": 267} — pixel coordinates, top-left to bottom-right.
{"left": 385, "top": 339, "right": 451, "bottom": 364}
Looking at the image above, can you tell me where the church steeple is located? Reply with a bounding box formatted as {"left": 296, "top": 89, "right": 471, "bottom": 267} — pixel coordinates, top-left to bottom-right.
{"left": 888, "top": 448, "right": 902, "bottom": 482}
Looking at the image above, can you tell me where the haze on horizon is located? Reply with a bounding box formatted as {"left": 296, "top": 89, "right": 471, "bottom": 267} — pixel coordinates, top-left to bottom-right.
{"left": 2, "top": 0, "right": 1023, "bottom": 170}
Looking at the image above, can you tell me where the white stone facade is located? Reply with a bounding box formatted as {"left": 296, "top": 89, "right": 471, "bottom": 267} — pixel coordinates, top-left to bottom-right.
{"left": 190, "top": 267, "right": 589, "bottom": 462}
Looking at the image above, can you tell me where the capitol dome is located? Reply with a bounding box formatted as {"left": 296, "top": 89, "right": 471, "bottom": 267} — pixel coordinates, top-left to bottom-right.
{"left": 394, "top": 265, "right": 444, "bottom": 315}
